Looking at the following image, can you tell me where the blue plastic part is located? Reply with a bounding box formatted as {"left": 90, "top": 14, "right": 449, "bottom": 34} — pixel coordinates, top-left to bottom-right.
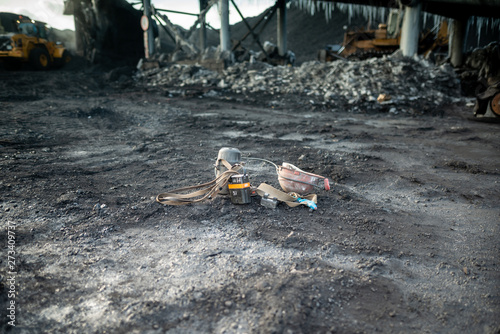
{"left": 297, "top": 198, "right": 317, "bottom": 210}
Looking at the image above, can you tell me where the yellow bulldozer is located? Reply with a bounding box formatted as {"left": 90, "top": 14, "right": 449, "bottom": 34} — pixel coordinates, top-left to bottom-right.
{"left": 319, "top": 9, "right": 449, "bottom": 62}
{"left": 0, "top": 12, "right": 71, "bottom": 70}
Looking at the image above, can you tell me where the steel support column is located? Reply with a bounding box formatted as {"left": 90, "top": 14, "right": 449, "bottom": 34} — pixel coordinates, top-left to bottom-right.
{"left": 74, "top": 16, "right": 84, "bottom": 55}
{"left": 219, "top": 0, "right": 230, "bottom": 51}
{"left": 449, "top": 19, "right": 466, "bottom": 67}
{"left": 277, "top": 0, "right": 287, "bottom": 57}
{"left": 199, "top": 0, "right": 208, "bottom": 51}
{"left": 400, "top": 1, "right": 422, "bottom": 57}
{"left": 143, "top": 0, "right": 155, "bottom": 58}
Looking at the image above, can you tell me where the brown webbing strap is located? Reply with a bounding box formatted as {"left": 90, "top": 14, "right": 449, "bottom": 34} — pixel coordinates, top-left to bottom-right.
{"left": 156, "top": 160, "right": 318, "bottom": 208}
{"left": 156, "top": 160, "right": 242, "bottom": 206}
{"left": 255, "top": 183, "right": 317, "bottom": 208}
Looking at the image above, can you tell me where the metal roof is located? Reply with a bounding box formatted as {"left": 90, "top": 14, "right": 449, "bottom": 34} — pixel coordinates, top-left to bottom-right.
{"left": 305, "top": 0, "right": 500, "bottom": 19}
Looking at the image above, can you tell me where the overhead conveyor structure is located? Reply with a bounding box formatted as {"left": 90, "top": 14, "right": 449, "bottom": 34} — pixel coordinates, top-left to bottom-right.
{"left": 62, "top": 0, "right": 499, "bottom": 67}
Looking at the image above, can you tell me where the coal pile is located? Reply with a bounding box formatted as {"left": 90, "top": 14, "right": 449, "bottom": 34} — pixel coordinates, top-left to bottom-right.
{"left": 136, "top": 51, "right": 462, "bottom": 114}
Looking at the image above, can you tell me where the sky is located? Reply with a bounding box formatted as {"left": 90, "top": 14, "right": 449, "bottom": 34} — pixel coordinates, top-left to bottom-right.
{"left": 0, "top": 0, "right": 276, "bottom": 31}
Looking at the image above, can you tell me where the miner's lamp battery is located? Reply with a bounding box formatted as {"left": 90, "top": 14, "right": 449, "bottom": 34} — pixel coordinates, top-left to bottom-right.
{"left": 228, "top": 174, "right": 251, "bottom": 204}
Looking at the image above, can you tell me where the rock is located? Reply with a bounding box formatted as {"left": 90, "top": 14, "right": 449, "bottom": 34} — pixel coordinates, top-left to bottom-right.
{"left": 137, "top": 51, "right": 463, "bottom": 114}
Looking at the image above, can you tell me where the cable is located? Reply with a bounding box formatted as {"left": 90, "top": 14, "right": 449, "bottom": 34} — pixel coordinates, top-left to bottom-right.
{"left": 245, "top": 157, "right": 279, "bottom": 172}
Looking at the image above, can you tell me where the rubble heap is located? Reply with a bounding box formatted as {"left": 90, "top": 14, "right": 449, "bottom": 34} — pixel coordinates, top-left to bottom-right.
{"left": 136, "top": 52, "right": 463, "bottom": 113}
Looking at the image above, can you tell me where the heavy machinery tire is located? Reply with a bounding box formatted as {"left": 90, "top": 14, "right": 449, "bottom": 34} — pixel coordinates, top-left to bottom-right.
{"left": 489, "top": 92, "right": 500, "bottom": 117}
{"left": 53, "top": 50, "right": 71, "bottom": 69}
{"left": 29, "top": 47, "right": 51, "bottom": 70}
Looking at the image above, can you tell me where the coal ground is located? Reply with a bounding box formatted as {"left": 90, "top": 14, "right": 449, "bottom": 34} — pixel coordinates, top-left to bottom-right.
{"left": 0, "top": 57, "right": 499, "bottom": 334}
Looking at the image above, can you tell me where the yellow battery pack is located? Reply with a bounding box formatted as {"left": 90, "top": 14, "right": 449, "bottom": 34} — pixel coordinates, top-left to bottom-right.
{"left": 228, "top": 174, "right": 251, "bottom": 204}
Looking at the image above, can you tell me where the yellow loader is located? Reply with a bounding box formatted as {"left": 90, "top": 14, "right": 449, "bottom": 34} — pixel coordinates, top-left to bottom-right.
{"left": 0, "top": 12, "right": 70, "bottom": 70}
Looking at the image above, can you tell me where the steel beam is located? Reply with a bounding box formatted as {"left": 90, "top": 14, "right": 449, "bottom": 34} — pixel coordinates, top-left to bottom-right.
{"left": 155, "top": 8, "right": 198, "bottom": 16}
{"left": 230, "top": 0, "right": 270, "bottom": 59}
{"left": 232, "top": 4, "right": 278, "bottom": 52}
